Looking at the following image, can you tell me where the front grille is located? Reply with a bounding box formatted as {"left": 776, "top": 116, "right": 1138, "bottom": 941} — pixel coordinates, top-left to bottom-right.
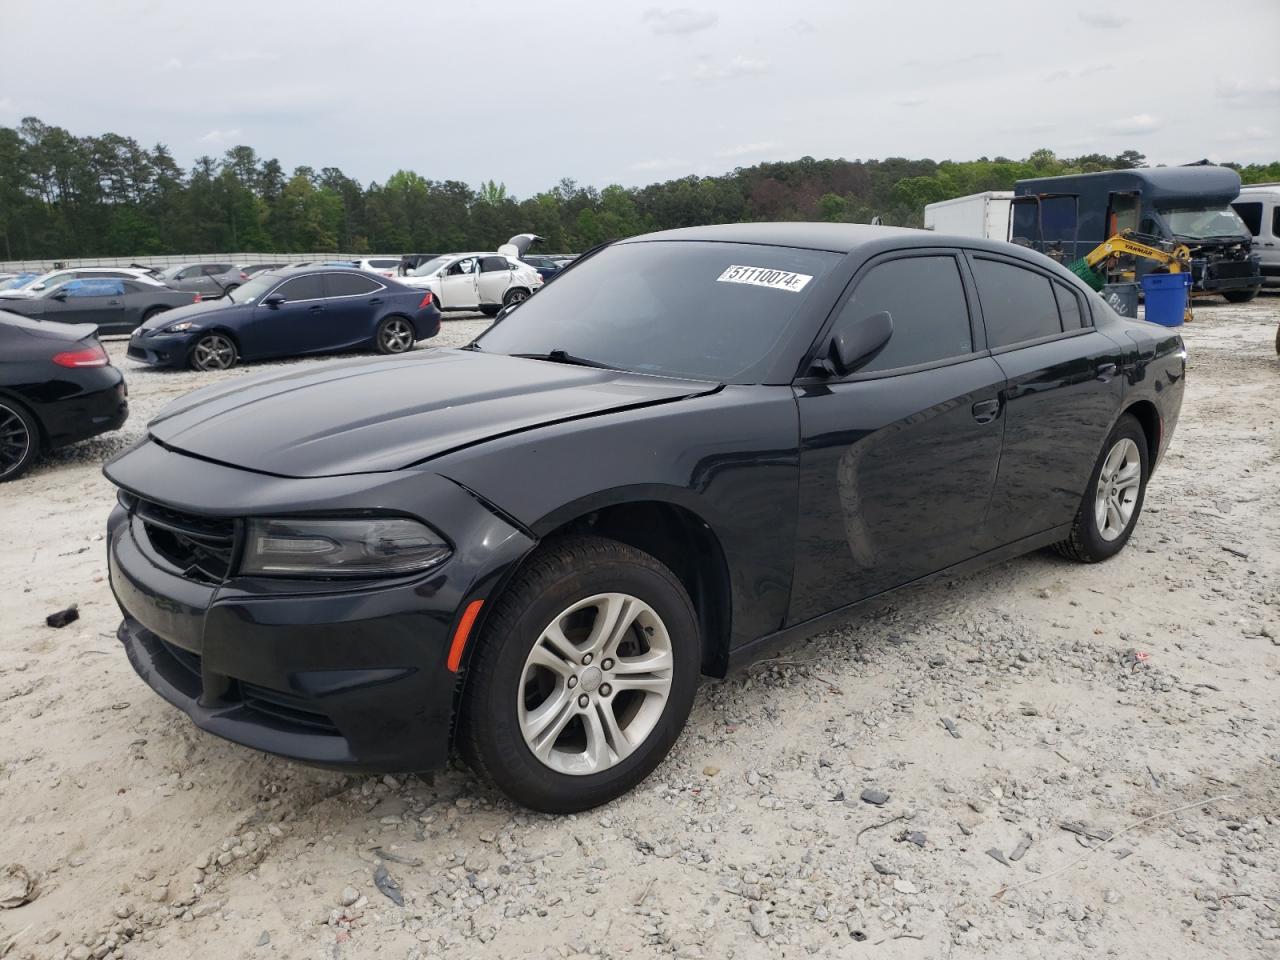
{"left": 135, "top": 498, "right": 237, "bottom": 583}
{"left": 1210, "top": 260, "right": 1256, "bottom": 279}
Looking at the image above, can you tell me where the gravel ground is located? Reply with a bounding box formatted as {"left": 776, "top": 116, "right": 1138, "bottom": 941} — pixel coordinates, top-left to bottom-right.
{"left": 0, "top": 299, "right": 1277, "bottom": 960}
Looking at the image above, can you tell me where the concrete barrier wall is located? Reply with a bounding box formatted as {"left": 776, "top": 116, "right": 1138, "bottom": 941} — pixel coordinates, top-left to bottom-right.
{"left": 0, "top": 253, "right": 368, "bottom": 274}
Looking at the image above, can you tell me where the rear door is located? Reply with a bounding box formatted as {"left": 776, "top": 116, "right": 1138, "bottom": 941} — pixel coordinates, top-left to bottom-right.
{"left": 788, "top": 251, "right": 1007, "bottom": 624}
{"left": 968, "top": 253, "right": 1124, "bottom": 545}
{"left": 438, "top": 257, "right": 479, "bottom": 308}
{"left": 322, "top": 272, "right": 387, "bottom": 348}
{"left": 477, "top": 256, "right": 513, "bottom": 306}
{"left": 241, "top": 274, "right": 329, "bottom": 358}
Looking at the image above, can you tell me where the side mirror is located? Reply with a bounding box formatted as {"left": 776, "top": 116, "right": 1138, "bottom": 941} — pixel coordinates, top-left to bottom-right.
{"left": 828, "top": 310, "right": 894, "bottom": 375}
{"left": 52, "top": 290, "right": 69, "bottom": 301}
{"left": 262, "top": 294, "right": 286, "bottom": 307}
{"left": 32, "top": 283, "right": 46, "bottom": 292}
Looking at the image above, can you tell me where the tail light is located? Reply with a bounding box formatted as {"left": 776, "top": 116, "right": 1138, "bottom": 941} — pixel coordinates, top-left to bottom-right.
{"left": 240, "top": 272, "right": 249, "bottom": 280}
{"left": 53, "top": 343, "right": 109, "bottom": 368}
{"left": 418, "top": 291, "right": 434, "bottom": 308}
{"left": 194, "top": 293, "right": 202, "bottom": 303}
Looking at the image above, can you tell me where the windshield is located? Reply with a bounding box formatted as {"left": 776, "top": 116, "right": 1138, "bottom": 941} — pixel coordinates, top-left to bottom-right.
{"left": 158, "top": 265, "right": 185, "bottom": 280}
{"left": 226, "top": 273, "right": 280, "bottom": 303}
{"left": 411, "top": 256, "right": 451, "bottom": 277}
{"left": 1161, "top": 205, "right": 1251, "bottom": 241}
{"left": 474, "top": 241, "right": 841, "bottom": 382}
{"left": 0, "top": 273, "right": 38, "bottom": 291}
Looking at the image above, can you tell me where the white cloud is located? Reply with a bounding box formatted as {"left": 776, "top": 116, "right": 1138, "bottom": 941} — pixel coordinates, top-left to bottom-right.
{"left": 895, "top": 97, "right": 926, "bottom": 108}
{"left": 716, "top": 141, "right": 779, "bottom": 158}
{"left": 160, "top": 57, "right": 182, "bottom": 71}
{"left": 1216, "top": 76, "right": 1280, "bottom": 101}
{"left": 0, "top": 96, "right": 13, "bottom": 113}
{"left": 1078, "top": 11, "right": 1130, "bottom": 28}
{"left": 1221, "top": 126, "right": 1270, "bottom": 141}
{"left": 199, "top": 128, "right": 243, "bottom": 144}
{"left": 642, "top": 7, "right": 717, "bottom": 36}
{"left": 1107, "top": 113, "right": 1161, "bottom": 135}
{"left": 691, "top": 56, "right": 770, "bottom": 83}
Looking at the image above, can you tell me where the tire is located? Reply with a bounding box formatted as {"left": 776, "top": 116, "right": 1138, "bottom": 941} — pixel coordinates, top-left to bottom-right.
{"left": 188, "top": 332, "right": 238, "bottom": 371}
{"left": 139, "top": 306, "right": 168, "bottom": 325}
{"left": 479, "top": 305, "right": 501, "bottom": 318}
{"left": 1054, "top": 414, "right": 1149, "bottom": 563}
{"left": 375, "top": 316, "right": 415, "bottom": 354}
{"left": 0, "top": 397, "right": 40, "bottom": 483}
{"left": 458, "top": 535, "right": 700, "bottom": 813}
{"left": 1223, "top": 289, "right": 1257, "bottom": 304}
{"left": 502, "top": 287, "right": 531, "bottom": 308}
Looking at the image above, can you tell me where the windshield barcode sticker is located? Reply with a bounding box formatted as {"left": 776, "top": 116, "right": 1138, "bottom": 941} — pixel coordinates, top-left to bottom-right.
{"left": 716, "top": 265, "right": 813, "bottom": 292}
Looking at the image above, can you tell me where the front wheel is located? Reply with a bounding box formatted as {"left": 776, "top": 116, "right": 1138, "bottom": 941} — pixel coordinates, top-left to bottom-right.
{"left": 1054, "top": 414, "right": 1149, "bottom": 562}
{"left": 479, "top": 305, "right": 501, "bottom": 318}
{"left": 1223, "top": 289, "right": 1258, "bottom": 304}
{"left": 189, "top": 333, "right": 238, "bottom": 371}
{"left": 375, "top": 316, "right": 415, "bottom": 354}
{"left": 458, "top": 536, "right": 700, "bottom": 813}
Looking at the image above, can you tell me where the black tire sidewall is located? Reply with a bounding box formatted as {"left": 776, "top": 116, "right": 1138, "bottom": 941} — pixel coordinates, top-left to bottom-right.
{"left": 189, "top": 333, "right": 237, "bottom": 371}
{"left": 463, "top": 541, "right": 700, "bottom": 813}
{"left": 1077, "top": 415, "right": 1149, "bottom": 560}
{"left": 0, "top": 397, "right": 39, "bottom": 482}
{"left": 375, "top": 317, "right": 411, "bottom": 354}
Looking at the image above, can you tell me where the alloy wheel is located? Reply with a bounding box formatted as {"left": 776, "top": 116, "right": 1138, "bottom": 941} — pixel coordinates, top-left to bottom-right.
{"left": 192, "top": 334, "right": 235, "bottom": 371}
{"left": 380, "top": 319, "right": 414, "bottom": 353}
{"left": 0, "top": 402, "right": 32, "bottom": 480}
{"left": 506, "top": 289, "right": 529, "bottom": 306}
{"left": 517, "top": 592, "right": 674, "bottom": 776}
{"left": 1094, "top": 437, "right": 1141, "bottom": 542}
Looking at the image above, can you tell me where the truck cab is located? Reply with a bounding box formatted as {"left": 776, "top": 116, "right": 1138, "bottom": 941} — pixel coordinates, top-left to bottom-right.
{"left": 1014, "top": 165, "right": 1263, "bottom": 303}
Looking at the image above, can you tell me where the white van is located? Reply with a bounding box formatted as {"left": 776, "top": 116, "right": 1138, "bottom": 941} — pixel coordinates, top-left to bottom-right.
{"left": 1232, "top": 184, "right": 1280, "bottom": 288}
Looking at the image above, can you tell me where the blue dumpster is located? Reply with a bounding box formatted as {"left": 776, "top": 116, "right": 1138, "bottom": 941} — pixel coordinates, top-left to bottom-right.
{"left": 1141, "top": 273, "right": 1190, "bottom": 327}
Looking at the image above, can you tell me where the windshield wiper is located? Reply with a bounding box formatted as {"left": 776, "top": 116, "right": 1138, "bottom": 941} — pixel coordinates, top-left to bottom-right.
{"left": 511, "top": 349, "right": 615, "bottom": 370}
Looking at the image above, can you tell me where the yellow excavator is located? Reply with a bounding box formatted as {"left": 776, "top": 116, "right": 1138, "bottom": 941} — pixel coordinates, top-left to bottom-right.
{"left": 1069, "top": 230, "right": 1194, "bottom": 323}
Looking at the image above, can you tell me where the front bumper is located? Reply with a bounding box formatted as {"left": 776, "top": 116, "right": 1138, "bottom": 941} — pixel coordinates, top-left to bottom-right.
{"left": 105, "top": 442, "right": 534, "bottom": 771}
{"left": 127, "top": 330, "right": 196, "bottom": 367}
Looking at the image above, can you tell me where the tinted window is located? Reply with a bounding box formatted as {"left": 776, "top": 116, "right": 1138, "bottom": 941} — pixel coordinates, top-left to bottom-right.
{"left": 1273, "top": 206, "right": 1280, "bottom": 239}
{"left": 972, "top": 258, "right": 1062, "bottom": 348}
{"left": 367, "top": 259, "right": 400, "bottom": 269}
{"left": 480, "top": 256, "right": 510, "bottom": 273}
{"left": 274, "top": 275, "right": 326, "bottom": 301}
{"left": 1053, "top": 282, "right": 1084, "bottom": 330}
{"left": 203, "top": 264, "right": 232, "bottom": 275}
{"left": 833, "top": 256, "right": 972, "bottom": 373}
{"left": 476, "top": 240, "right": 841, "bottom": 382}
{"left": 326, "top": 273, "right": 381, "bottom": 297}
{"left": 1232, "top": 201, "right": 1262, "bottom": 236}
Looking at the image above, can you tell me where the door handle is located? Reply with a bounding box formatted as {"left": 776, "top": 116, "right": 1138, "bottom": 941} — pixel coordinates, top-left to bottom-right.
{"left": 369, "top": 298, "right": 384, "bottom": 304}
{"left": 971, "top": 398, "right": 1000, "bottom": 423}
{"left": 308, "top": 304, "right": 323, "bottom": 312}
{"left": 107, "top": 300, "right": 121, "bottom": 305}
{"left": 1096, "top": 362, "right": 1119, "bottom": 381}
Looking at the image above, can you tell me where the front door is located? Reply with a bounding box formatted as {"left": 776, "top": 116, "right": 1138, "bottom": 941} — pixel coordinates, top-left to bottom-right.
{"left": 476, "top": 256, "right": 513, "bottom": 306}
{"left": 42, "top": 278, "right": 128, "bottom": 329}
{"left": 788, "top": 251, "right": 1006, "bottom": 625}
{"left": 439, "top": 257, "right": 479, "bottom": 309}
{"left": 241, "top": 274, "right": 332, "bottom": 358}
{"left": 967, "top": 252, "right": 1124, "bottom": 544}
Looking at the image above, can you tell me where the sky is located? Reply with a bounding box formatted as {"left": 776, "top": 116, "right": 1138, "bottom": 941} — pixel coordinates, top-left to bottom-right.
{"left": 1, "top": 0, "right": 1277, "bottom": 196}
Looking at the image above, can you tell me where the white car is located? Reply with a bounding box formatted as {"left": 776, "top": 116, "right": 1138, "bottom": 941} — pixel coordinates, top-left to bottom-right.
{"left": 400, "top": 252, "right": 542, "bottom": 316}
{"left": 353, "top": 256, "right": 404, "bottom": 279}
{"left": 0, "top": 266, "right": 166, "bottom": 299}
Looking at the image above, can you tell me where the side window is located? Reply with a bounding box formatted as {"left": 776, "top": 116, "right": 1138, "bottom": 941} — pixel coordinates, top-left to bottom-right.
{"left": 832, "top": 256, "right": 973, "bottom": 374}
{"left": 448, "top": 258, "right": 476, "bottom": 276}
{"left": 1232, "top": 201, "right": 1262, "bottom": 236}
{"left": 66, "top": 279, "right": 124, "bottom": 298}
{"left": 325, "top": 273, "right": 381, "bottom": 297}
{"left": 1272, "top": 206, "right": 1280, "bottom": 240}
{"left": 480, "top": 256, "right": 510, "bottom": 273}
{"left": 273, "top": 275, "right": 326, "bottom": 301}
{"left": 203, "top": 264, "right": 230, "bottom": 276}
{"left": 177, "top": 266, "right": 201, "bottom": 280}
{"left": 971, "top": 257, "right": 1063, "bottom": 349}
{"left": 1053, "top": 281, "right": 1085, "bottom": 330}
{"left": 44, "top": 272, "right": 73, "bottom": 288}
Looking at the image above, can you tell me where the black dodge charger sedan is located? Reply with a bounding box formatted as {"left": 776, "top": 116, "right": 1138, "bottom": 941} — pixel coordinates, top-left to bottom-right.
{"left": 2, "top": 311, "right": 128, "bottom": 481}
{"left": 103, "top": 223, "right": 1185, "bottom": 812}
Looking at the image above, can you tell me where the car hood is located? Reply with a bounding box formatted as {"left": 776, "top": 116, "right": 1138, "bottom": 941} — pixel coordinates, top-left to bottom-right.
{"left": 147, "top": 349, "right": 717, "bottom": 478}
{"left": 138, "top": 297, "right": 237, "bottom": 330}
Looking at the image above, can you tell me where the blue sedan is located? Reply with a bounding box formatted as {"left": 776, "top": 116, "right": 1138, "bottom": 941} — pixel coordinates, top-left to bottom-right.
{"left": 126, "top": 267, "right": 441, "bottom": 371}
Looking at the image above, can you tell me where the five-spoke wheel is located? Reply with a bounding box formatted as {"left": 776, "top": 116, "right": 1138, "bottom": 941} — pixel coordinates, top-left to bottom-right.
{"left": 189, "top": 333, "right": 237, "bottom": 371}
{"left": 376, "top": 317, "right": 415, "bottom": 354}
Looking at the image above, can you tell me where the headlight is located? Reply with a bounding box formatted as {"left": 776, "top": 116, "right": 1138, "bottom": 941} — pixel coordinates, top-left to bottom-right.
{"left": 160, "top": 321, "right": 198, "bottom": 334}
{"left": 241, "top": 517, "right": 451, "bottom": 578}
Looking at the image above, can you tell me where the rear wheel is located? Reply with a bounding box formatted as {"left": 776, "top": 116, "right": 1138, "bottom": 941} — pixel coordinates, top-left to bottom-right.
{"left": 0, "top": 399, "right": 39, "bottom": 483}
{"left": 189, "top": 333, "right": 238, "bottom": 371}
{"left": 458, "top": 536, "right": 700, "bottom": 813}
{"left": 375, "top": 316, "right": 415, "bottom": 354}
{"left": 1223, "top": 289, "right": 1258, "bottom": 304}
{"left": 1054, "top": 414, "right": 1148, "bottom": 562}
{"left": 480, "top": 305, "right": 501, "bottom": 318}
{"left": 139, "top": 306, "right": 168, "bottom": 326}
{"left": 502, "top": 288, "right": 530, "bottom": 308}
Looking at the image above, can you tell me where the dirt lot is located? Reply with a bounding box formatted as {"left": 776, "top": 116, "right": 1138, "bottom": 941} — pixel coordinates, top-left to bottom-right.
{"left": 1, "top": 300, "right": 1277, "bottom": 960}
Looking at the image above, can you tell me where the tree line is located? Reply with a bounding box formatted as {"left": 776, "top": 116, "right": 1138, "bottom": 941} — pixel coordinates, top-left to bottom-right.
{"left": 2, "top": 116, "right": 1277, "bottom": 261}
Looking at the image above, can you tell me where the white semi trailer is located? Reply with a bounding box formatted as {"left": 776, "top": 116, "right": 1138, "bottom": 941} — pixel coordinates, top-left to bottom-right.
{"left": 923, "top": 191, "right": 1013, "bottom": 240}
